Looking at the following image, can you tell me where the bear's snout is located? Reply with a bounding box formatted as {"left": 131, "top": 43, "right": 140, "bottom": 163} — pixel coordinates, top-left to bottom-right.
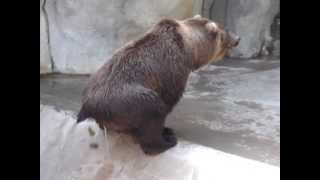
{"left": 233, "top": 36, "right": 240, "bottom": 46}
{"left": 226, "top": 30, "right": 240, "bottom": 47}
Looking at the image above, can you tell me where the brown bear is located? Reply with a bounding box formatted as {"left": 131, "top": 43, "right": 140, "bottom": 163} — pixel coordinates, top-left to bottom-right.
{"left": 77, "top": 15, "right": 240, "bottom": 155}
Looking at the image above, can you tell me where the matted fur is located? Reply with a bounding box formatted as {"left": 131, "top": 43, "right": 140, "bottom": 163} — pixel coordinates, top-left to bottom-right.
{"left": 77, "top": 16, "right": 239, "bottom": 154}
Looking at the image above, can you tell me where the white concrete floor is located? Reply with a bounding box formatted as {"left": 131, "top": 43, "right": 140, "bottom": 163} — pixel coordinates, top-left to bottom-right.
{"left": 40, "top": 58, "right": 280, "bottom": 180}
{"left": 40, "top": 104, "right": 279, "bottom": 180}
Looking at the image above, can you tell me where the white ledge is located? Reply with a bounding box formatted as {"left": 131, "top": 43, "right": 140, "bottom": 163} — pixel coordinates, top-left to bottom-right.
{"left": 40, "top": 104, "right": 279, "bottom": 180}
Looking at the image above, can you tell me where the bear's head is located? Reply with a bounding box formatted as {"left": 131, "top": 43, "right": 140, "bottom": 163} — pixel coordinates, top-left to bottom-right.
{"left": 181, "top": 15, "right": 240, "bottom": 70}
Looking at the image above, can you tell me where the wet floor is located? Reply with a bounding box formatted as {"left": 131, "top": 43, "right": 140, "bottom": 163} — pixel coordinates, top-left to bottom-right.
{"left": 40, "top": 58, "right": 280, "bottom": 166}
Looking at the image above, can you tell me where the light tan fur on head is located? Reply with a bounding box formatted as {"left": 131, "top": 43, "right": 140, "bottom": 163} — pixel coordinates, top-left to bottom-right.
{"left": 203, "top": 22, "right": 228, "bottom": 63}
{"left": 178, "top": 18, "right": 229, "bottom": 70}
{"left": 208, "top": 33, "right": 223, "bottom": 61}
{"left": 177, "top": 14, "right": 241, "bottom": 71}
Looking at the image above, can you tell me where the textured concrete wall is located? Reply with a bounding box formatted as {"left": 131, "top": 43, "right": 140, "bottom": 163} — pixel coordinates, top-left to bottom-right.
{"left": 40, "top": 0, "right": 194, "bottom": 74}
{"left": 40, "top": 0, "right": 52, "bottom": 74}
{"left": 40, "top": 0, "right": 280, "bottom": 74}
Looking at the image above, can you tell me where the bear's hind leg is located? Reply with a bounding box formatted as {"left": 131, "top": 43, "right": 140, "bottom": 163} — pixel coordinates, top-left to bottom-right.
{"left": 133, "top": 119, "right": 177, "bottom": 155}
{"left": 162, "top": 127, "right": 177, "bottom": 145}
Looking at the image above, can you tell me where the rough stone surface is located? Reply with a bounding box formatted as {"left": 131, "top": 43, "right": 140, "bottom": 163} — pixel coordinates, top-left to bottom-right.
{"left": 40, "top": 104, "right": 279, "bottom": 180}
{"left": 40, "top": 58, "right": 280, "bottom": 166}
{"left": 40, "top": 0, "right": 280, "bottom": 74}
{"left": 44, "top": 0, "right": 194, "bottom": 74}
{"left": 269, "top": 12, "right": 280, "bottom": 57}
{"left": 272, "top": 40, "right": 280, "bottom": 57}
{"left": 40, "top": 0, "right": 52, "bottom": 74}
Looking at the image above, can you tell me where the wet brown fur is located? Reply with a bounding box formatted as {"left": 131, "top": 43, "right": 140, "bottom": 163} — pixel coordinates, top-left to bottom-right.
{"left": 77, "top": 17, "right": 238, "bottom": 155}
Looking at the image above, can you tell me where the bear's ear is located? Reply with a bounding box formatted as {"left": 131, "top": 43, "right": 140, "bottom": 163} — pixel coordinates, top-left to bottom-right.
{"left": 193, "top": 14, "right": 201, "bottom": 19}
{"left": 205, "top": 22, "right": 218, "bottom": 32}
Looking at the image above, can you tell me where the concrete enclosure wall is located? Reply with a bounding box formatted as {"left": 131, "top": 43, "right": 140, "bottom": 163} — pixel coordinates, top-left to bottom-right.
{"left": 40, "top": 0, "right": 280, "bottom": 74}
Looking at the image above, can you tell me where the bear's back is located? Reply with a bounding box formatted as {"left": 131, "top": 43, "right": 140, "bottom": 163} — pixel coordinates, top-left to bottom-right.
{"left": 79, "top": 19, "right": 193, "bottom": 122}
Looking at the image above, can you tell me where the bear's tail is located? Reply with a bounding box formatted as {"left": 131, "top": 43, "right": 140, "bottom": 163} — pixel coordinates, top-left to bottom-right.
{"left": 77, "top": 106, "right": 88, "bottom": 123}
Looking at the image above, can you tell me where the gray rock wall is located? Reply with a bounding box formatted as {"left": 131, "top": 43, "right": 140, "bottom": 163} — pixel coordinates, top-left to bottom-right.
{"left": 40, "top": 0, "right": 280, "bottom": 74}
{"left": 268, "top": 12, "right": 280, "bottom": 57}
{"left": 41, "top": 0, "right": 194, "bottom": 74}
{"left": 40, "top": 0, "right": 52, "bottom": 74}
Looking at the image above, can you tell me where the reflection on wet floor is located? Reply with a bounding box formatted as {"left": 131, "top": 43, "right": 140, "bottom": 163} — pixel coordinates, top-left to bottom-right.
{"left": 40, "top": 58, "right": 280, "bottom": 166}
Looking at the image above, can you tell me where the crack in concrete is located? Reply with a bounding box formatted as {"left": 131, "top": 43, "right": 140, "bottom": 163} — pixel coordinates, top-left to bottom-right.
{"left": 42, "top": 0, "right": 56, "bottom": 72}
